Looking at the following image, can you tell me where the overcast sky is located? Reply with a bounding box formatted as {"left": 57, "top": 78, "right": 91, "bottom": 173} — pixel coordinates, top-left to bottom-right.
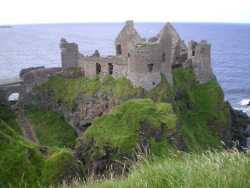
{"left": 0, "top": 0, "right": 250, "bottom": 25}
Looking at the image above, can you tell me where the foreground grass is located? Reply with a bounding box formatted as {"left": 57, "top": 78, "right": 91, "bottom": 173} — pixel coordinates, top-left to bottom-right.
{"left": 60, "top": 151, "right": 250, "bottom": 188}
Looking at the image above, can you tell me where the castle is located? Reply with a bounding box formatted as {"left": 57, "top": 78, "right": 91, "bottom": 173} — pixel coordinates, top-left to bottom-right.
{"left": 60, "top": 21, "right": 214, "bottom": 90}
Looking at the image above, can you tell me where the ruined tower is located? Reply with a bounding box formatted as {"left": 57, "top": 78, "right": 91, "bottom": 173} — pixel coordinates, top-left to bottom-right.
{"left": 60, "top": 38, "right": 79, "bottom": 68}
{"left": 188, "top": 40, "right": 214, "bottom": 83}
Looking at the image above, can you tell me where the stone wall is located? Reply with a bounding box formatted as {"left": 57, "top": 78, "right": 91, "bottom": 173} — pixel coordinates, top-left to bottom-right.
{"left": 78, "top": 55, "right": 127, "bottom": 78}
{"left": 128, "top": 42, "right": 162, "bottom": 90}
{"left": 188, "top": 40, "right": 214, "bottom": 83}
{"left": 115, "top": 20, "right": 142, "bottom": 58}
{"left": 158, "top": 23, "right": 188, "bottom": 84}
{"left": 21, "top": 67, "right": 62, "bottom": 103}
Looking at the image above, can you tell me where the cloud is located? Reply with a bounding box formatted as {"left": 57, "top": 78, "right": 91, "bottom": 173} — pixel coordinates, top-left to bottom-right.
{"left": 0, "top": 0, "right": 249, "bottom": 25}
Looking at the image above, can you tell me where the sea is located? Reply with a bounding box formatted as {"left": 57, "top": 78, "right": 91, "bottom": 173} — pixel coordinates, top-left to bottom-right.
{"left": 0, "top": 23, "right": 249, "bottom": 115}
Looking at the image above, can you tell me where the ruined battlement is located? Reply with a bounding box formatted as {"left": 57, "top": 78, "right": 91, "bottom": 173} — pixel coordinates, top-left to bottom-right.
{"left": 60, "top": 21, "right": 214, "bottom": 90}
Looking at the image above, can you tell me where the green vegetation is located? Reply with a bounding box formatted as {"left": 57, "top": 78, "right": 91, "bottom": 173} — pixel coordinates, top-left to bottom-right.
{"left": 39, "top": 75, "right": 141, "bottom": 105}
{"left": 81, "top": 98, "right": 177, "bottom": 154}
{"left": 42, "top": 149, "right": 83, "bottom": 186}
{"left": 172, "top": 68, "right": 230, "bottom": 151}
{"left": 145, "top": 75, "right": 173, "bottom": 103}
{"left": 69, "top": 151, "right": 250, "bottom": 188}
{"left": 0, "top": 105, "right": 21, "bottom": 134}
{"left": 25, "top": 106, "right": 77, "bottom": 148}
{"left": 0, "top": 119, "right": 44, "bottom": 188}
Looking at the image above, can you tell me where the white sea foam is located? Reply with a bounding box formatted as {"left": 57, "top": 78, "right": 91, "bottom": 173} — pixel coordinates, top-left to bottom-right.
{"left": 239, "top": 99, "right": 250, "bottom": 106}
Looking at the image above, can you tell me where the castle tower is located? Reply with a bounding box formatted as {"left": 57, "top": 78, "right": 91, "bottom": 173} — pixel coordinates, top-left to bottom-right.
{"left": 188, "top": 40, "right": 214, "bottom": 83}
{"left": 60, "top": 38, "right": 79, "bottom": 68}
{"left": 115, "top": 21, "right": 142, "bottom": 58}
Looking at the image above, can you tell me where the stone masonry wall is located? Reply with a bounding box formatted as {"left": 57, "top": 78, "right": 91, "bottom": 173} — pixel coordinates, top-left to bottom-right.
{"left": 60, "top": 38, "right": 79, "bottom": 68}
{"left": 188, "top": 40, "right": 215, "bottom": 83}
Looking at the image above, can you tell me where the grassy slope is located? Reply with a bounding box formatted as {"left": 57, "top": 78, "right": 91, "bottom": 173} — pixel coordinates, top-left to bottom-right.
{"left": 0, "top": 105, "right": 21, "bottom": 134}
{"left": 80, "top": 98, "right": 177, "bottom": 155}
{"left": 172, "top": 68, "right": 230, "bottom": 151}
{"left": 0, "top": 106, "right": 82, "bottom": 187}
{"left": 79, "top": 151, "right": 250, "bottom": 188}
{"left": 25, "top": 107, "right": 77, "bottom": 148}
{"left": 0, "top": 119, "right": 44, "bottom": 188}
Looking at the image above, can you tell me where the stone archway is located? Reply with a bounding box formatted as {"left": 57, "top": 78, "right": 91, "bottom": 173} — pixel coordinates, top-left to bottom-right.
{"left": 0, "top": 83, "right": 23, "bottom": 105}
{"left": 8, "top": 92, "right": 20, "bottom": 102}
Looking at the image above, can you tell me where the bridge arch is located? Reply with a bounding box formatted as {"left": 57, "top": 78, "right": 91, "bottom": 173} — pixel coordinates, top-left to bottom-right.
{"left": 0, "top": 82, "right": 23, "bottom": 105}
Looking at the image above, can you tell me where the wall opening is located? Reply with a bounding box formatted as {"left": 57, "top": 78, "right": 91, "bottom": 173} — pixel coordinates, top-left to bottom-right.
{"left": 8, "top": 92, "right": 20, "bottom": 102}
{"left": 116, "top": 44, "right": 122, "bottom": 55}
{"left": 96, "top": 63, "right": 101, "bottom": 74}
{"left": 192, "top": 50, "right": 195, "bottom": 56}
{"left": 147, "top": 64, "right": 154, "bottom": 73}
{"left": 108, "top": 63, "right": 113, "bottom": 75}
{"left": 128, "top": 53, "right": 130, "bottom": 57}
{"left": 162, "top": 53, "right": 166, "bottom": 62}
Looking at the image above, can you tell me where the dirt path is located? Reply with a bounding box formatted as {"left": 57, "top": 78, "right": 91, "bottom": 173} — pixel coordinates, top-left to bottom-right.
{"left": 15, "top": 106, "right": 39, "bottom": 144}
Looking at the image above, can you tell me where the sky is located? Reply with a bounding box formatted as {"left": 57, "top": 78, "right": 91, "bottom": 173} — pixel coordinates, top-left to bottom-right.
{"left": 0, "top": 0, "right": 250, "bottom": 25}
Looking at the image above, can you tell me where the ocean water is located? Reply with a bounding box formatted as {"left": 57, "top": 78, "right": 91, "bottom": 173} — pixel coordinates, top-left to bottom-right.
{"left": 0, "top": 23, "right": 250, "bottom": 115}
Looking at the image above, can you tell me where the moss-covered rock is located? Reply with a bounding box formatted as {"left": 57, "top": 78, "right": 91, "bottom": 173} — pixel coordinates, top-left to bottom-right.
{"left": 42, "top": 149, "right": 84, "bottom": 186}
{"left": 76, "top": 99, "right": 177, "bottom": 175}
{"left": 172, "top": 68, "right": 231, "bottom": 151}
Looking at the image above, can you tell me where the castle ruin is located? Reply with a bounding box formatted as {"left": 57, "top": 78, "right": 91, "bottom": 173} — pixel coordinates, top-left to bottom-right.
{"left": 60, "top": 21, "right": 214, "bottom": 90}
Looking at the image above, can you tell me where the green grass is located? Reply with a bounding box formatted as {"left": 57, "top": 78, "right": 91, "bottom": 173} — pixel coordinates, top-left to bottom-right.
{"left": 42, "top": 149, "right": 84, "bottom": 186}
{"left": 0, "top": 119, "right": 44, "bottom": 188}
{"left": 0, "top": 105, "right": 21, "bottom": 134}
{"left": 80, "top": 98, "right": 177, "bottom": 154}
{"left": 172, "top": 68, "right": 230, "bottom": 151}
{"left": 25, "top": 107, "right": 77, "bottom": 148}
{"left": 145, "top": 75, "right": 173, "bottom": 103}
{"left": 60, "top": 151, "right": 250, "bottom": 188}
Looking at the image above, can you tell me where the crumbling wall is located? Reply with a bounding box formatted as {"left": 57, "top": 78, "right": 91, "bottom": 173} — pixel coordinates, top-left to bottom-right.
{"left": 188, "top": 40, "right": 214, "bottom": 83}
{"left": 78, "top": 55, "right": 127, "bottom": 78}
{"left": 60, "top": 38, "right": 79, "bottom": 68}
{"left": 128, "top": 43, "right": 162, "bottom": 90}
{"left": 115, "top": 21, "right": 142, "bottom": 58}
{"left": 158, "top": 23, "right": 187, "bottom": 84}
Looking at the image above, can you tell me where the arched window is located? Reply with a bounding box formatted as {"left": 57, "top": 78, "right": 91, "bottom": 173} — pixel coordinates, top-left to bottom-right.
{"left": 162, "top": 53, "right": 166, "bottom": 62}
{"left": 96, "top": 63, "right": 101, "bottom": 74}
{"left": 116, "top": 44, "right": 122, "bottom": 55}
